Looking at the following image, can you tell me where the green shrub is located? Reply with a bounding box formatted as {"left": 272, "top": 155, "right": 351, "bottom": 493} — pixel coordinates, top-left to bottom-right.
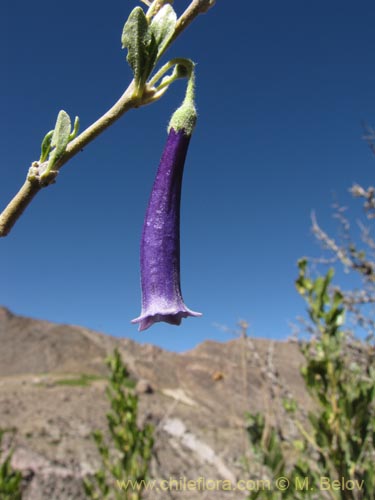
{"left": 0, "top": 429, "right": 22, "bottom": 500}
{"left": 246, "top": 261, "right": 375, "bottom": 500}
{"left": 83, "top": 349, "right": 154, "bottom": 500}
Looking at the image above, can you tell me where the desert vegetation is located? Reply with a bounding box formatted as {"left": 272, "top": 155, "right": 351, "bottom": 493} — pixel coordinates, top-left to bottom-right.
{"left": 244, "top": 133, "right": 375, "bottom": 499}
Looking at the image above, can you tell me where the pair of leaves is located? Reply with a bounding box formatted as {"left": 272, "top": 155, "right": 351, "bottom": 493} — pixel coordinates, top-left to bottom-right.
{"left": 39, "top": 111, "right": 79, "bottom": 181}
{"left": 121, "top": 5, "right": 177, "bottom": 93}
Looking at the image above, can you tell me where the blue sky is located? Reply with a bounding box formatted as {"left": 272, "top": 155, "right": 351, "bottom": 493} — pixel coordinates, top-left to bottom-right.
{"left": 1, "top": 0, "right": 375, "bottom": 351}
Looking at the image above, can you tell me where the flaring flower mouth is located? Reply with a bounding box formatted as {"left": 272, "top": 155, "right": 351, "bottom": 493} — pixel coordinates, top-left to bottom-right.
{"left": 131, "top": 302, "right": 202, "bottom": 332}
{"left": 132, "top": 127, "right": 201, "bottom": 332}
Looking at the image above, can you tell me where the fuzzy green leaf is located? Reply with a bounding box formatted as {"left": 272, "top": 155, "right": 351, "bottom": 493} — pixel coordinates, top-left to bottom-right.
{"left": 121, "top": 7, "right": 157, "bottom": 90}
{"left": 68, "top": 116, "right": 80, "bottom": 141}
{"left": 149, "top": 4, "right": 177, "bottom": 58}
{"left": 49, "top": 110, "right": 71, "bottom": 164}
{"left": 39, "top": 130, "right": 54, "bottom": 162}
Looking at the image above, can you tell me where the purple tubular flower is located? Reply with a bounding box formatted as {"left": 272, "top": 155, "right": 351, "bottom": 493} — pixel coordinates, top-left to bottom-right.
{"left": 131, "top": 127, "right": 202, "bottom": 331}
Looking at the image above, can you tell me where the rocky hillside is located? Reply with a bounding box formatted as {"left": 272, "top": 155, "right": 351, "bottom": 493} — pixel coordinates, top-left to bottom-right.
{"left": 0, "top": 306, "right": 310, "bottom": 499}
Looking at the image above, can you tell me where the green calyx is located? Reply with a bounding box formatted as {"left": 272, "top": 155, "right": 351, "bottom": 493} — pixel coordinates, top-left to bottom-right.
{"left": 168, "top": 65, "right": 197, "bottom": 136}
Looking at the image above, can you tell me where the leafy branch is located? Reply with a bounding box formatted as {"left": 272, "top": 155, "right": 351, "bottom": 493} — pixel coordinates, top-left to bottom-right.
{"left": 246, "top": 261, "right": 375, "bottom": 500}
{"left": 83, "top": 349, "right": 154, "bottom": 500}
{"left": 0, "top": 0, "right": 215, "bottom": 237}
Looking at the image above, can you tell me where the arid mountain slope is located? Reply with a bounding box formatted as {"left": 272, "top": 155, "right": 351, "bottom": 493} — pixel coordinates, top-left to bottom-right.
{"left": 0, "top": 307, "right": 309, "bottom": 499}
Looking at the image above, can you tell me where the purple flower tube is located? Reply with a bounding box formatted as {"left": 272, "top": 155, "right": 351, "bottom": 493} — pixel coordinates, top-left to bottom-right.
{"left": 132, "top": 93, "right": 201, "bottom": 331}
